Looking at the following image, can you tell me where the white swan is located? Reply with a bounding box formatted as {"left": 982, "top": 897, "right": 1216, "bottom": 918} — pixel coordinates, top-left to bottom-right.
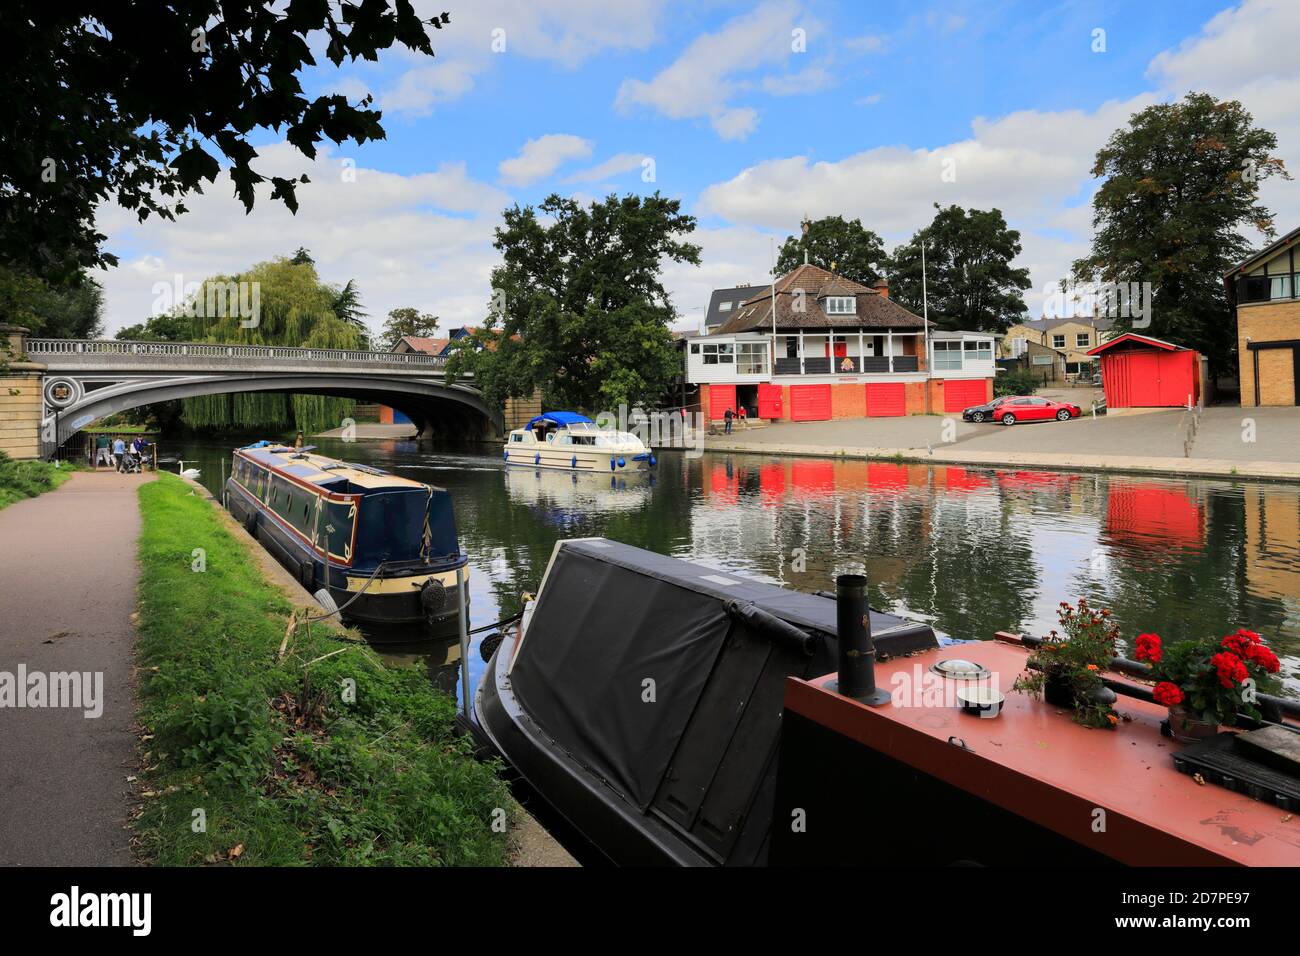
{"left": 180, "top": 468, "right": 201, "bottom": 480}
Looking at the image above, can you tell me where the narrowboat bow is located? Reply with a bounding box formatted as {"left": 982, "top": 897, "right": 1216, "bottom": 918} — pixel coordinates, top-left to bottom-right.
{"left": 224, "top": 442, "right": 468, "bottom": 631}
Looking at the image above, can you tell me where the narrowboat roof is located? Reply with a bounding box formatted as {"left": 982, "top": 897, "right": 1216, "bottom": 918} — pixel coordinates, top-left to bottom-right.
{"left": 235, "top": 443, "right": 430, "bottom": 492}
{"left": 525, "top": 411, "right": 593, "bottom": 430}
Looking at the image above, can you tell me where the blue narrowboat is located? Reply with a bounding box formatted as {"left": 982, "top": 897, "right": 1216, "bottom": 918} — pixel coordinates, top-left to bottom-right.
{"left": 224, "top": 442, "right": 468, "bottom": 631}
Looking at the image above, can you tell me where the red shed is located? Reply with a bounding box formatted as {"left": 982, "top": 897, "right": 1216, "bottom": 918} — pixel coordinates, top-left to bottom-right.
{"left": 1087, "top": 333, "right": 1201, "bottom": 409}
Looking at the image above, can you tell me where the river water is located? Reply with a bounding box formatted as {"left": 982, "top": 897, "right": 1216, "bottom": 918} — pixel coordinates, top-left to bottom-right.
{"left": 168, "top": 437, "right": 1300, "bottom": 702}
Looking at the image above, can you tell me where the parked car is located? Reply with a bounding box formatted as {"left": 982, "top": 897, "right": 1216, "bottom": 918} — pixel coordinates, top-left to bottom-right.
{"left": 961, "top": 396, "right": 1012, "bottom": 423}
{"left": 995, "top": 396, "right": 1082, "bottom": 424}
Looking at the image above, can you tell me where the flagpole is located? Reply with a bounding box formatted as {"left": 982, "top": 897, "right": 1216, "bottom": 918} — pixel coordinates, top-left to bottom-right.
{"left": 921, "top": 239, "right": 930, "bottom": 369}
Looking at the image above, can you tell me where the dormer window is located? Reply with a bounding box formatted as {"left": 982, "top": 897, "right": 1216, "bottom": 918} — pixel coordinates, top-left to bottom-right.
{"left": 825, "top": 296, "right": 856, "bottom": 315}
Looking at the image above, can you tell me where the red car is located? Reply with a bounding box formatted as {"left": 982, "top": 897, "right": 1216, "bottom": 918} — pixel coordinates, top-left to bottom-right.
{"left": 996, "top": 396, "right": 1081, "bottom": 424}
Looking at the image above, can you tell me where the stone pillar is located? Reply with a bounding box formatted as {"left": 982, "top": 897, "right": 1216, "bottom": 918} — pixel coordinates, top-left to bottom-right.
{"left": 0, "top": 325, "right": 47, "bottom": 460}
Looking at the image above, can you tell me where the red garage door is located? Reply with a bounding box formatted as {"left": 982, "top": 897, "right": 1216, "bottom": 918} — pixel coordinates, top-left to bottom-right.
{"left": 865, "top": 383, "right": 905, "bottom": 417}
{"left": 709, "top": 384, "right": 736, "bottom": 420}
{"left": 757, "top": 383, "right": 783, "bottom": 419}
{"left": 944, "top": 379, "right": 987, "bottom": 413}
{"left": 789, "top": 384, "right": 832, "bottom": 421}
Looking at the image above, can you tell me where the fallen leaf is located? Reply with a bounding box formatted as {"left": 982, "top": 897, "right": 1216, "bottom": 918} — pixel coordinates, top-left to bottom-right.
{"left": 1192, "top": 773, "right": 1206, "bottom": 786}
{"left": 229, "top": 843, "right": 244, "bottom": 859}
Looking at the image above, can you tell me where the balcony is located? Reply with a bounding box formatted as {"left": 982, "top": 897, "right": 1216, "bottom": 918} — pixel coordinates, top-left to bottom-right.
{"left": 774, "top": 354, "right": 919, "bottom": 375}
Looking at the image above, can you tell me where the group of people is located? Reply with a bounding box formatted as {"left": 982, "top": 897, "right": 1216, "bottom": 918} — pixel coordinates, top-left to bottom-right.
{"left": 91, "top": 433, "right": 153, "bottom": 472}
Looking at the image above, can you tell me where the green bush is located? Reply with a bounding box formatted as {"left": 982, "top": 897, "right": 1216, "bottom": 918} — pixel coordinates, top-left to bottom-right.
{"left": 994, "top": 367, "right": 1041, "bottom": 398}
{"left": 0, "top": 450, "right": 73, "bottom": 509}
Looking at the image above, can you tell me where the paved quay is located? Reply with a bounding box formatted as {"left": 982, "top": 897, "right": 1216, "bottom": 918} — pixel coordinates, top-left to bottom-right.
{"left": 702, "top": 405, "right": 1300, "bottom": 483}
{"left": 0, "top": 471, "right": 152, "bottom": 865}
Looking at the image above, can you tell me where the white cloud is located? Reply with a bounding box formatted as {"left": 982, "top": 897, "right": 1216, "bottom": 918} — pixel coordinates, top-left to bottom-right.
{"left": 95, "top": 144, "right": 510, "bottom": 336}
{"left": 563, "top": 152, "right": 646, "bottom": 184}
{"left": 378, "top": 0, "right": 668, "bottom": 116}
{"left": 615, "top": 0, "right": 813, "bottom": 139}
{"left": 844, "top": 34, "right": 884, "bottom": 53}
{"left": 498, "top": 134, "right": 593, "bottom": 186}
{"left": 761, "top": 63, "right": 834, "bottom": 96}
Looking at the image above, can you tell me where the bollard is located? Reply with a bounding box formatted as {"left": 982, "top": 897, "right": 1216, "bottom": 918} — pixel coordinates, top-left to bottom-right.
{"left": 829, "top": 573, "right": 891, "bottom": 706}
{"left": 456, "top": 565, "right": 470, "bottom": 716}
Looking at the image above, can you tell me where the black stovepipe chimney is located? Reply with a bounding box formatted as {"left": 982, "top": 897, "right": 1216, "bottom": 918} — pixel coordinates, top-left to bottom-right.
{"left": 832, "top": 573, "right": 891, "bottom": 706}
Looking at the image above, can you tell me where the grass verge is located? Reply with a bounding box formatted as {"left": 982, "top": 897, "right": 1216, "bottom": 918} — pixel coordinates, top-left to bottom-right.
{"left": 0, "top": 451, "right": 77, "bottom": 510}
{"left": 133, "top": 472, "right": 513, "bottom": 865}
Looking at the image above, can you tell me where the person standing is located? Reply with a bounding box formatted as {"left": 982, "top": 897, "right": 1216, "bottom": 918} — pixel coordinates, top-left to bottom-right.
{"left": 112, "top": 436, "right": 126, "bottom": 471}
{"left": 723, "top": 407, "right": 734, "bottom": 435}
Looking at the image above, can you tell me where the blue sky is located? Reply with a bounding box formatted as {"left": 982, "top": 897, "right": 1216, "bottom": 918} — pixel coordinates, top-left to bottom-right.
{"left": 98, "top": 0, "right": 1300, "bottom": 335}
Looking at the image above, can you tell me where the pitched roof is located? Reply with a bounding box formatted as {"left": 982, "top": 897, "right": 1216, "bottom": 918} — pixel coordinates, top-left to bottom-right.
{"left": 396, "top": 335, "right": 450, "bottom": 354}
{"left": 716, "top": 263, "right": 922, "bottom": 334}
{"left": 1021, "top": 315, "right": 1115, "bottom": 334}
{"left": 1087, "top": 332, "right": 1189, "bottom": 356}
{"left": 1224, "top": 225, "right": 1300, "bottom": 277}
{"left": 704, "top": 285, "right": 760, "bottom": 329}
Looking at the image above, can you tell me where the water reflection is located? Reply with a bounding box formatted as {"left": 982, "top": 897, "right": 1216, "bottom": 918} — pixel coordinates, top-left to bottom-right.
{"left": 171, "top": 438, "right": 1300, "bottom": 699}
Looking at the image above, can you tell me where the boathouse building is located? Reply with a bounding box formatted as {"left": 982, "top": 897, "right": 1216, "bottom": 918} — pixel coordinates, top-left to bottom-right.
{"left": 686, "top": 264, "right": 996, "bottom": 421}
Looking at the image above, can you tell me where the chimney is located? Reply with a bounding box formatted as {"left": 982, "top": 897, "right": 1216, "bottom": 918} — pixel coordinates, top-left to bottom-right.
{"left": 871, "top": 278, "right": 889, "bottom": 299}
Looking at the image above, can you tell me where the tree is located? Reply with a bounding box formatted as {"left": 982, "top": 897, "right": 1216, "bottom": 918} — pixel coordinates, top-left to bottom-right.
{"left": 889, "top": 204, "right": 1032, "bottom": 332}
{"left": 0, "top": 3, "right": 448, "bottom": 283}
{"left": 0, "top": 269, "right": 103, "bottom": 338}
{"left": 330, "top": 279, "right": 369, "bottom": 348}
{"left": 290, "top": 247, "right": 315, "bottom": 266}
{"left": 775, "top": 216, "right": 887, "bottom": 284}
{"left": 1072, "top": 93, "right": 1288, "bottom": 379}
{"left": 115, "top": 313, "right": 198, "bottom": 342}
{"left": 380, "top": 308, "right": 440, "bottom": 352}
{"left": 447, "top": 193, "right": 701, "bottom": 412}
{"left": 175, "top": 256, "right": 362, "bottom": 433}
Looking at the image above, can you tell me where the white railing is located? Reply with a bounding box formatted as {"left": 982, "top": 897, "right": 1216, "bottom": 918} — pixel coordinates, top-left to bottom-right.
{"left": 28, "top": 338, "right": 449, "bottom": 368}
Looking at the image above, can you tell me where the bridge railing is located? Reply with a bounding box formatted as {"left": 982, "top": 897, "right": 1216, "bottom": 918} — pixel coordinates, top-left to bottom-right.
{"left": 27, "top": 338, "right": 449, "bottom": 369}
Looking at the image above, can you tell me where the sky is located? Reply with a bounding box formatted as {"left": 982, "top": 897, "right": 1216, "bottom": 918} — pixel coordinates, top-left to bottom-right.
{"left": 95, "top": 0, "right": 1300, "bottom": 338}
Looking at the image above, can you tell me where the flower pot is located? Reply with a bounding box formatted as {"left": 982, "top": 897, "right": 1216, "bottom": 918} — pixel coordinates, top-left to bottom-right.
{"left": 1044, "top": 673, "right": 1074, "bottom": 707}
{"left": 1168, "top": 705, "right": 1218, "bottom": 744}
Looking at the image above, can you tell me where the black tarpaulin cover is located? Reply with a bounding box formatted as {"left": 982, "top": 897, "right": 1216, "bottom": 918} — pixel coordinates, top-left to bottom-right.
{"left": 510, "top": 540, "right": 734, "bottom": 810}
{"left": 509, "top": 539, "right": 934, "bottom": 812}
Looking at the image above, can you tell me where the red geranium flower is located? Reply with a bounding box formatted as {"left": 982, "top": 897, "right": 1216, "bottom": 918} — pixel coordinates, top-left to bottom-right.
{"left": 1135, "top": 633, "right": 1162, "bottom": 664}
{"left": 1221, "top": 632, "right": 1253, "bottom": 657}
{"left": 1245, "top": 642, "right": 1281, "bottom": 674}
{"left": 1152, "top": 681, "right": 1184, "bottom": 706}
{"left": 1210, "top": 651, "right": 1249, "bottom": 689}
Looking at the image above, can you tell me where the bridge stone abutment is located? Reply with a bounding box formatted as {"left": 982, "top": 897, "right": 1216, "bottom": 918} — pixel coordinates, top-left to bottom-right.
{"left": 0, "top": 326, "right": 46, "bottom": 460}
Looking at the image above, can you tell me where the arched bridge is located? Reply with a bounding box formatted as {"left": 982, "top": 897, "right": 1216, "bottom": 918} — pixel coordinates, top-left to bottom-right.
{"left": 28, "top": 338, "right": 495, "bottom": 452}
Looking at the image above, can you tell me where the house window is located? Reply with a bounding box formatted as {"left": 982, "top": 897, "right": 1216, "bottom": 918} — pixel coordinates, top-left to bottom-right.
{"left": 701, "top": 343, "right": 734, "bottom": 365}
{"left": 1241, "top": 276, "right": 1270, "bottom": 302}
{"left": 690, "top": 343, "right": 700, "bottom": 354}
{"left": 1076, "top": 332, "right": 1090, "bottom": 347}
{"left": 933, "top": 341, "right": 963, "bottom": 370}
{"left": 825, "top": 296, "right": 856, "bottom": 315}
{"left": 718, "top": 301, "right": 733, "bottom": 312}
{"left": 1269, "top": 275, "right": 1292, "bottom": 300}
{"left": 1052, "top": 334, "right": 1066, "bottom": 349}
{"left": 963, "top": 340, "right": 992, "bottom": 361}
{"left": 786, "top": 338, "right": 799, "bottom": 358}
{"left": 736, "top": 342, "right": 769, "bottom": 375}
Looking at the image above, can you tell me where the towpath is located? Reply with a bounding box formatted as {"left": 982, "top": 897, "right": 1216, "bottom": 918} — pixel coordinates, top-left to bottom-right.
{"left": 0, "top": 471, "right": 151, "bottom": 865}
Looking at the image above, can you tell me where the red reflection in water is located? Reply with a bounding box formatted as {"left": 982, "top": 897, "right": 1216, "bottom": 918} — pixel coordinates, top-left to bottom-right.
{"left": 938, "top": 466, "right": 990, "bottom": 494}
{"left": 867, "top": 462, "right": 909, "bottom": 491}
{"left": 759, "top": 463, "right": 785, "bottom": 505}
{"left": 791, "top": 460, "right": 835, "bottom": 494}
{"left": 708, "top": 463, "right": 737, "bottom": 504}
{"left": 996, "top": 470, "right": 1080, "bottom": 489}
{"left": 1106, "top": 481, "right": 1204, "bottom": 548}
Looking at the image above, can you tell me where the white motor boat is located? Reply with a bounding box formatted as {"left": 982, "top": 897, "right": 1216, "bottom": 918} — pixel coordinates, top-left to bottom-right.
{"left": 503, "top": 411, "right": 656, "bottom": 472}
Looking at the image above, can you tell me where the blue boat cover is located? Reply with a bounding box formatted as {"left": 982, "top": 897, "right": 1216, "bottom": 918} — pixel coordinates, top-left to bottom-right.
{"left": 526, "top": 411, "right": 592, "bottom": 429}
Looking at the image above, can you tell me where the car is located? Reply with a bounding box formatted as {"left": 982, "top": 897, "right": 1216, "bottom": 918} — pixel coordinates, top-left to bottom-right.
{"left": 994, "top": 396, "right": 1082, "bottom": 424}
{"left": 961, "top": 396, "right": 1013, "bottom": 423}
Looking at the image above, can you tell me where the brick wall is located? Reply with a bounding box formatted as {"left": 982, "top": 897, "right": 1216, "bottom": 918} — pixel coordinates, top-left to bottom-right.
{"left": 830, "top": 383, "right": 866, "bottom": 418}
{"left": 1237, "top": 300, "right": 1300, "bottom": 406}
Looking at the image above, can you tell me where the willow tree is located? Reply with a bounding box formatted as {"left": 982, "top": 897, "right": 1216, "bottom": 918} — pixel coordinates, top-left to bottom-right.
{"left": 179, "top": 257, "right": 360, "bottom": 434}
